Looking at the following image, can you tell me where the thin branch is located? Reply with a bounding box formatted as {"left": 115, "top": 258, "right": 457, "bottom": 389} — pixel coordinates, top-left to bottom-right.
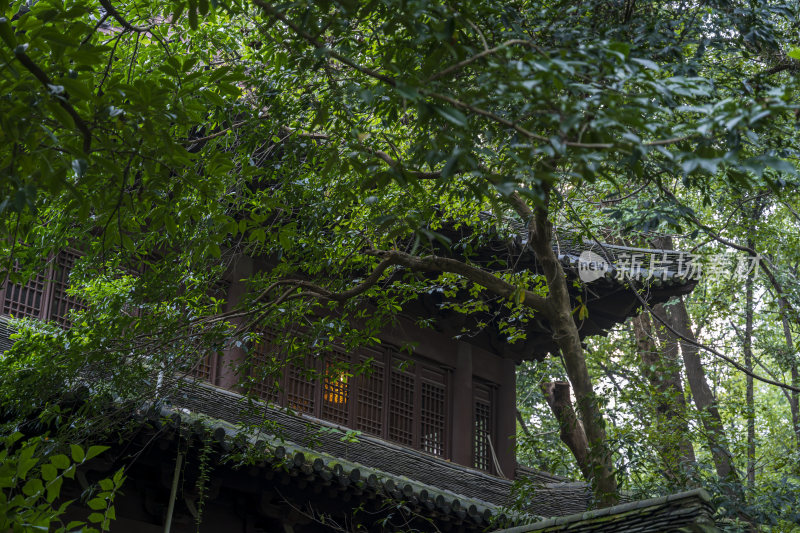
{"left": 279, "top": 125, "right": 330, "bottom": 140}
{"left": 364, "top": 248, "right": 551, "bottom": 312}
{"left": 644, "top": 134, "right": 695, "bottom": 147}
{"left": 256, "top": 2, "right": 700, "bottom": 153}
{"left": 566, "top": 198, "right": 800, "bottom": 393}
{"left": 516, "top": 409, "right": 534, "bottom": 439}
{"left": 80, "top": 13, "right": 111, "bottom": 46}
{"left": 729, "top": 318, "right": 795, "bottom": 407}
{"left": 466, "top": 19, "right": 489, "bottom": 51}
{"left": 253, "top": 0, "right": 397, "bottom": 86}
{"left": 644, "top": 292, "right": 800, "bottom": 393}
{"left": 14, "top": 48, "right": 92, "bottom": 153}
{"left": 427, "top": 39, "right": 539, "bottom": 82}
{"left": 98, "top": 0, "right": 155, "bottom": 33}
{"left": 182, "top": 121, "right": 249, "bottom": 145}
{"left": 657, "top": 183, "right": 796, "bottom": 316}
{"left": 371, "top": 149, "right": 442, "bottom": 179}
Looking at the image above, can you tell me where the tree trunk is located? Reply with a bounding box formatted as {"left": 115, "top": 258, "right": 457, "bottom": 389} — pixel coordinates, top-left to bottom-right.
{"left": 541, "top": 381, "right": 592, "bottom": 480}
{"left": 529, "top": 198, "right": 618, "bottom": 507}
{"left": 661, "top": 296, "right": 741, "bottom": 484}
{"left": 633, "top": 312, "right": 696, "bottom": 481}
{"left": 778, "top": 296, "right": 800, "bottom": 449}
{"left": 650, "top": 304, "right": 696, "bottom": 469}
{"left": 744, "top": 249, "right": 756, "bottom": 490}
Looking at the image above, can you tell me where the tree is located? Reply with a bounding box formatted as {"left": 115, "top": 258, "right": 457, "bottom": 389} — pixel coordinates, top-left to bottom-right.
{"left": 2, "top": 0, "right": 800, "bottom": 521}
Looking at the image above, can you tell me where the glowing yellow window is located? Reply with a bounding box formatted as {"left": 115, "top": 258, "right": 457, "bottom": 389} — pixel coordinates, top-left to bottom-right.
{"left": 323, "top": 368, "right": 349, "bottom": 405}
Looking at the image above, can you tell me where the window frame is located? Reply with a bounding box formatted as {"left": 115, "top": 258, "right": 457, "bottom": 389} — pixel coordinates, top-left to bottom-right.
{"left": 472, "top": 379, "right": 497, "bottom": 474}
{"left": 247, "top": 336, "right": 453, "bottom": 460}
{"left": 0, "top": 249, "right": 86, "bottom": 326}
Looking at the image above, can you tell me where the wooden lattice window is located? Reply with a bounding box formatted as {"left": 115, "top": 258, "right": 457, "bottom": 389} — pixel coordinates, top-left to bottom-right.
{"left": 1, "top": 250, "right": 85, "bottom": 324}
{"left": 285, "top": 355, "right": 317, "bottom": 414}
{"left": 388, "top": 359, "right": 415, "bottom": 447}
{"left": 188, "top": 352, "right": 218, "bottom": 383}
{"left": 242, "top": 339, "right": 452, "bottom": 459}
{"left": 321, "top": 350, "right": 351, "bottom": 425}
{"left": 47, "top": 250, "right": 86, "bottom": 326}
{"left": 2, "top": 268, "right": 46, "bottom": 320}
{"left": 247, "top": 329, "right": 282, "bottom": 402}
{"left": 420, "top": 366, "right": 447, "bottom": 457}
{"left": 473, "top": 381, "right": 494, "bottom": 472}
{"left": 355, "top": 353, "right": 384, "bottom": 436}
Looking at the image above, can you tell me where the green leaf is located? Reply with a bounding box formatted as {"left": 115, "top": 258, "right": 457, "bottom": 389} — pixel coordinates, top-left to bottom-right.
{"left": 788, "top": 47, "right": 800, "bottom": 60}
{"left": 394, "top": 82, "right": 419, "bottom": 101}
{"left": 72, "top": 159, "right": 87, "bottom": 177}
{"left": 86, "top": 446, "right": 109, "bottom": 461}
{"left": 17, "top": 457, "right": 38, "bottom": 480}
{"left": 22, "top": 478, "right": 44, "bottom": 497}
{"left": 87, "top": 497, "right": 107, "bottom": 510}
{"left": 41, "top": 463, "right": 57, "bottom": 481}
{"left": 434, "top": 106, "right": 468, "bottom": 127}
{"left": 608, "top": 41, "right": 630, "bottom": 59}
{"left": 46, "top": 101, "right": 76, "bottom": 129}
{"left": 70, "top": 444, "right": 85, "bottom": 463}
{"left": 46, "top": 476, "right": 63, "bottom": 503}
{"left": 188, "top": 0, "right": 198, "bottom": 29}
{"left": 0, "top": 17, "right": 17, "bottom": 48}
{"left": 51, "top": 454, "right": 70, "bottom": 470}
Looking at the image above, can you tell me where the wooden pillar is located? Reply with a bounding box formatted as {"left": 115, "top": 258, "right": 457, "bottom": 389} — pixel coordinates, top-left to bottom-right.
{"left": 451, "top": 342, "right": 473, "bottom": 467}
{"left": 496, "top": 357, "right": 517, "bottom": 479}
{"left": 216, "top": 256, "right": 253, "bottom": 390}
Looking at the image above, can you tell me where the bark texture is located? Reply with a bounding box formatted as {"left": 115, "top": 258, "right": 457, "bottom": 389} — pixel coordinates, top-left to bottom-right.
{"left": 541, "top": 381, "right": 592, "bottom": 480}
{"left": 744, "top": 255, "right": 756, "bottom": 490}
{"left": 633, "top": 312, "right": 696, "bottom": 481}
{"left": 778, "top": 296, "right": 800, "bottom": 449}
{"left": 528, "top": 197, "right": 618, "bottom": 506}
{"left": 658, "top": 298, "right": 740, "bottom": 484}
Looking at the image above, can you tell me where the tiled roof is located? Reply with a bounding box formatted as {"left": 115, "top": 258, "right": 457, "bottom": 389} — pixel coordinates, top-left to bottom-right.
{"left": 495, "top": 489, "right": 719, "bottom": 533}
{"left": 167, "top": 379, "right": 591, "bottom": 519}
{"left": 1, "top": 319, "right": 719, "bottom": 531}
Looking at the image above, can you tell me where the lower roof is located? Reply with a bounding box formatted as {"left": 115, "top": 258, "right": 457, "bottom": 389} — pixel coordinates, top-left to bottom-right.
{"left": 493, "top": 489, "right": 719, "bottom": 533}
{"left": 167, "top": 379, "right": 591, "bottom": 518}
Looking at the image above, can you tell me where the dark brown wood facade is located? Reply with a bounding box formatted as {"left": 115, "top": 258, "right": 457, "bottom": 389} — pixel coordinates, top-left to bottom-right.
{"left": 0, "top": 250, "right": 519, "bottom": 477}
{"left": 0, "top": 238, "right": 698, "bottom": 482}
{"left": 195, "top": 324, "right": 517, "bottom": 477}
{"left": 0, "top": 249, "right": 85, "bottom": 326}
{"left": 0, "top": 235, "right": 709, "bottom": 532}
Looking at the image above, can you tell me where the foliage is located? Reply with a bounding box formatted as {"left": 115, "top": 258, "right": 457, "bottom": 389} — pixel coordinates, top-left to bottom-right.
{"left": 0, "top": 433, "right": 122, "bottom": 532}
{"left": 0, "top": 0, "right": 799, "bottom": 528}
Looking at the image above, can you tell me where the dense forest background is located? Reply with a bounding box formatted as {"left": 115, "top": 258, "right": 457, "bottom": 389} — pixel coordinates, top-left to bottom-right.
{"left": 1, "top": 0, "right": 799, "bottom": 530}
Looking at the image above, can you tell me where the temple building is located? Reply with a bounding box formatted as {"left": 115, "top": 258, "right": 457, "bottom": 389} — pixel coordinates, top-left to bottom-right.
{"left": 0, "top": 232, "right": 719, "bottom": 532}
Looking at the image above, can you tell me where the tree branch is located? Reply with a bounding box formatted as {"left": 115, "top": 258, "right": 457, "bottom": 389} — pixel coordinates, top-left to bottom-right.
{"left": 14, "top": 47, "right": 92, "bottom": 153}
{"left": 182, "top": 121, "right": 250, "bottom": 145}
{"left": 427, "top": 39, "right": 542, "bottom": 82}
{"left": 254, "top": 1, "right": 693, "bottom": 153}
{"left": 371, "top": 149, "right": 443, "bottom": 179}
{"left": 364, "top": 248, "right": 551, "bottom": 312}
{"left": 658, "top": 184, "right": 797, "bottom": 317}
{"left": 252, "top": 0, "right": 397, "bottom": 86}
{"left": 98, "top": 0, "right": 155, "bottom": 33}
